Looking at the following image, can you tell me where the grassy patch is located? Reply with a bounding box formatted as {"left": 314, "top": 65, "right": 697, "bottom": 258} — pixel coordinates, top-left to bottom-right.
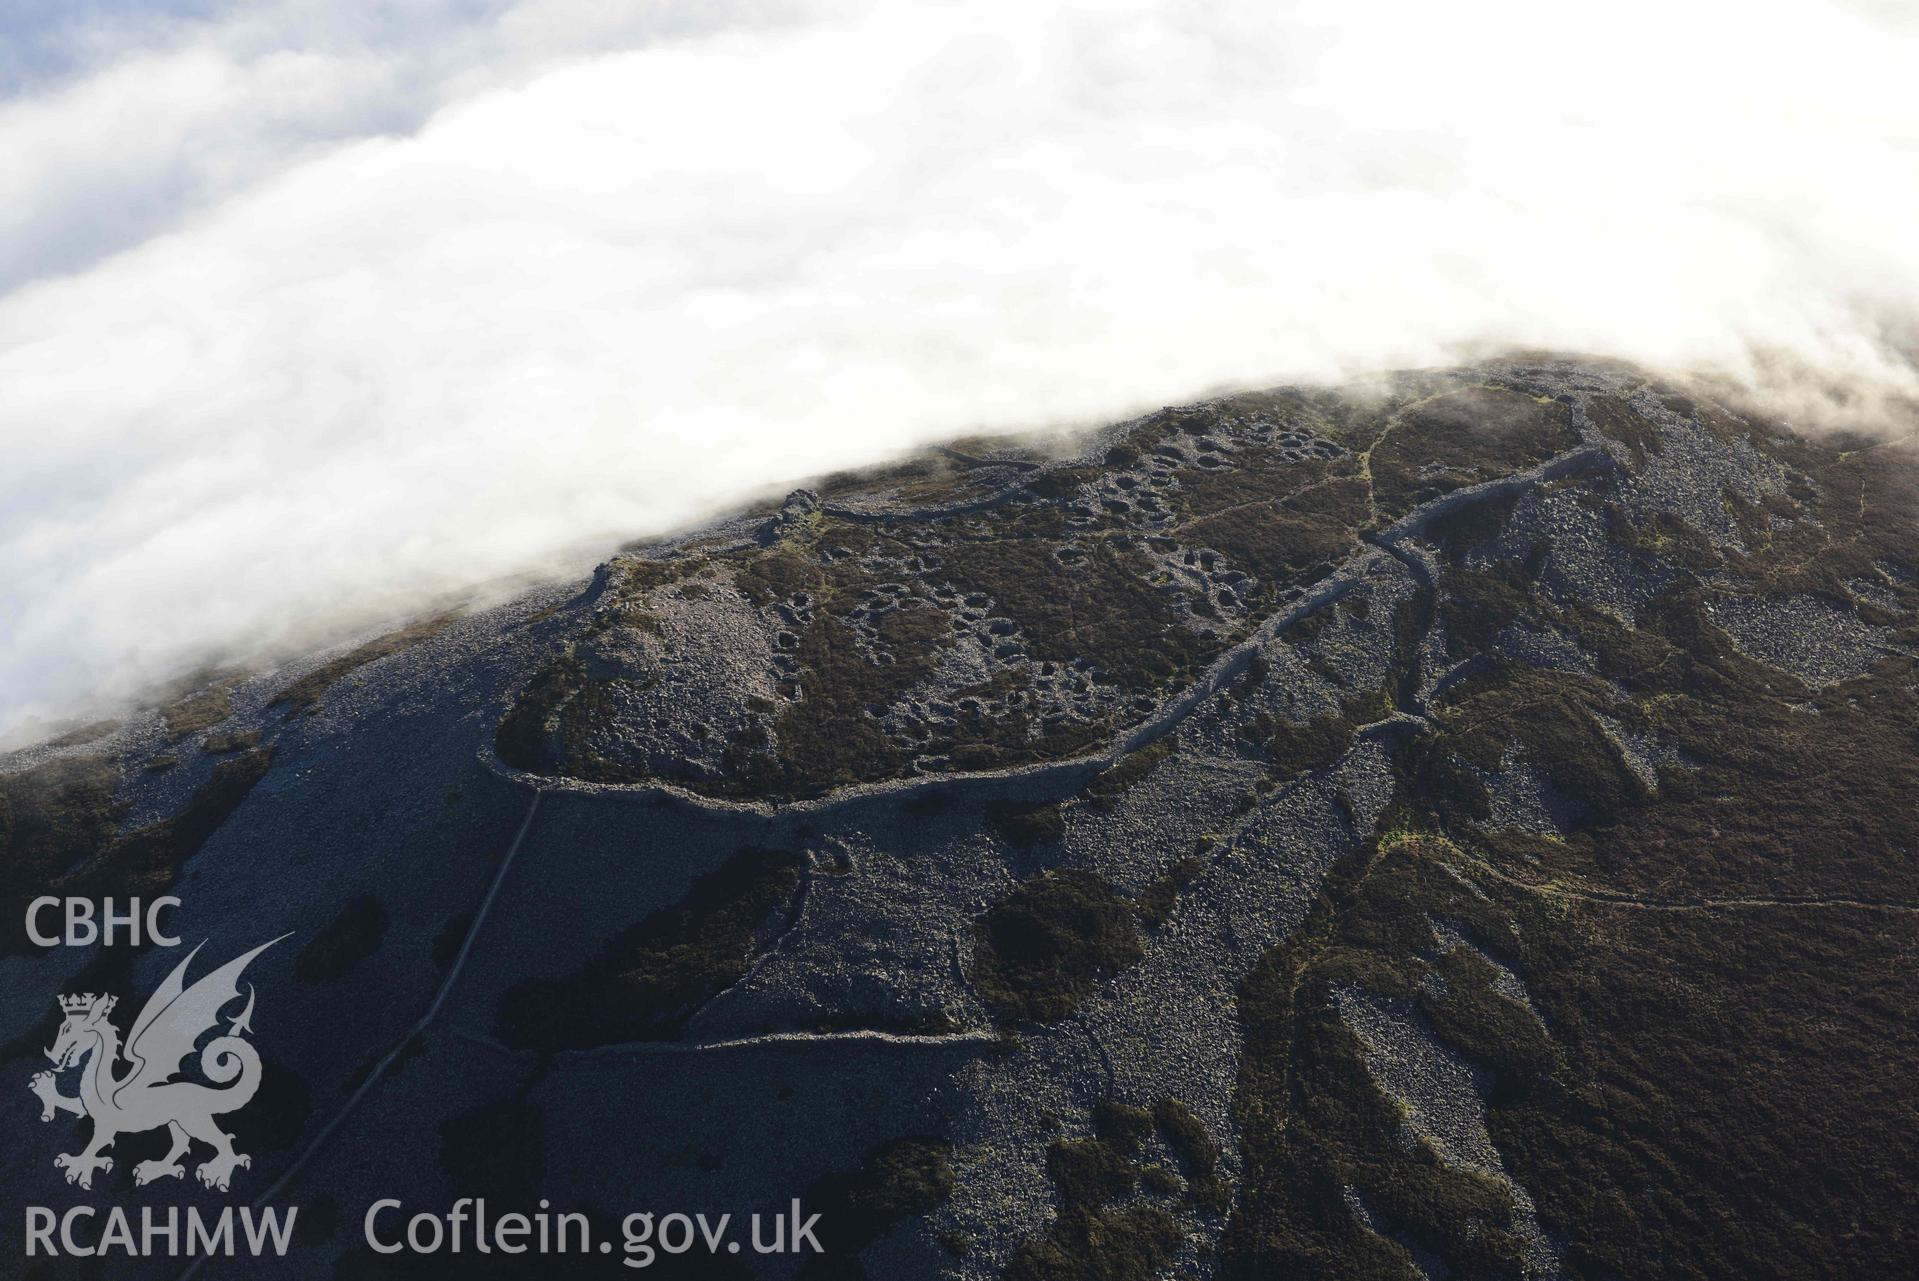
{"left": 161, "top": 676, "right": 240, "bottom": 740}
{"left": 1434, "top": 549, "right": 1546, "bottom": 659}
{"left": 1005, "top": 1093, "right": 1225, "bottom": 1281}
{"left": 1085, "top": 740, "right": 1172, "bottom": 807}
{"left": 494, "top": 653, "right": 588, "bottom": 775}
{"left": 1227, "top": 421, "right": 1919, "bottom": 1278}
{"left": 0, "top": 756, "right": 126, "bottom": 945}
{"left": 204, "top": 728, "right": 262, "bottom": 754}
{"left": 1, "top": 749, "right": 271, "bottom": 957}
{"left": 1369, "top": 386, "right": 1577, "bottom": 521}
{"left": 987, "top": 801, "right": 1066, "bottom": 850}
{"left": 1222, "top": 840, "right": 1538, "bottom": 1281}
{"left": 1179, "top": 476, "right": 1368, "bottom": 598}
{"left": 1584, "top": 393, "right": 1664, "bottom": 465}
{"left": 271, "top": 614, "right": 458, "bottom": 717}
{"left": 1486, "top": 895, "right": 1918, "bottom": 1280}
{"left": 763, "top": 613, "right": 931, "bottom": 796}
{"left": 1092, "top": 1100, "right": 1155, "bottom": 1153}
{"left": 498, "top": 848, "right": 800, "bottom": 1051}
{"left": 1431, "top": 664, "right": 1648, "bottom": 826}
{"left": 1153, "top": 1099, "right": 1229, "bottom": 1213}
{"left": 797, "top": 1137, "right": 955, "bottom": 1279}
{"left": 1005, "top": 1203, "right": 1183, "bottom": 1281}
{"left": 1240, "top": 708, "right": 1361, "bottom": 781}
{"left": 942, "top": 535, "right": 1205, "bottom": 689}
{"left": 1135, "top": 854, "right": 1207, "bottom": 928}
{"left": 46, "top": 720, "right": 121, "bottom": 748}
{"left": 971, "top": 871, "right": 1142, "bottom": 1024}
{"left": 296, "top": 893, "right": 388, "bottom": 983}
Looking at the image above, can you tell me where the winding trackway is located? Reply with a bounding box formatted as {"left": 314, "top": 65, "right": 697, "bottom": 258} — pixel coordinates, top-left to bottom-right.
{"left": 177, "top": 430, "right": 1615, "bottom": 1275}
{"left": 1465, "top": 859, "right": 1919, "bottom": 915}
{"left": 482, "top": 440, "right": 1614, "bottom": 822}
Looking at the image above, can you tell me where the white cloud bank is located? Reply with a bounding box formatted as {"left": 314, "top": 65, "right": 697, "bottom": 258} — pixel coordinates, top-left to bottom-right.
{"left": 3, "top": 0, "right": 1917, "bottom": 738}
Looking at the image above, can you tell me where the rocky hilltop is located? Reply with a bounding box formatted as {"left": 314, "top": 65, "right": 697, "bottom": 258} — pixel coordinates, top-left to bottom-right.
{"left": 4, "top": 355, "right": 1916, "bottom": 1280}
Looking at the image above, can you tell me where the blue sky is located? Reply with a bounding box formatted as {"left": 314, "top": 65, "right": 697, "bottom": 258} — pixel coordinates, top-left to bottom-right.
{"left": 0, "top": 1, "right": 219, "bottom": 84}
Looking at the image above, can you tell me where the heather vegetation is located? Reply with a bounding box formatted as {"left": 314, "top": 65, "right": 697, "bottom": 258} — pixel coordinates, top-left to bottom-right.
{"left": 1007, "top": 1092, "right": 1237, "bottom": 1281}
{"left": 498, "top": 847, "right": 801, "bottom": 1051}
{"left": 495, "top": 387, "right": 1383, "bottom": 801}
{"left": 1365, "top": 385, "right": 1577, "bottom": 520}
{"left": 0, "top": 748, "right": 271, "bottom": 956}
{"left": 11, "top": 358, "right": 1913, "bottom": 1281}
{"left": 296, "top": 892, "right": 389, "bottom": 983}
{"left": 1222, "top": 401, "right": 1919, "bottom": 1279}
{"left": 798, "top": 1137, "right": 956, "bottom": 1279}
{"left": 160, "top": 675, "right": 239, "bottom": 739}
{"left": 272, "top": 613, "right": 458, "bottom": 717}
{"left": 971, "top": 871, "right": 1142, "bottom": 1024}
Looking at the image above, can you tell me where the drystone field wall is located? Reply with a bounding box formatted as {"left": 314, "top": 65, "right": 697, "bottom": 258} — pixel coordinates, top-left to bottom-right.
{"left": 3, "top": 355, "right": 1915, "bottom": 1280}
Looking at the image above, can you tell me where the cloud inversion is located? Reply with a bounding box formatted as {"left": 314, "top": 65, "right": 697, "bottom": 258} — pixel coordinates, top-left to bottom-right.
{"left": 3, "top": 0, "right": 1916, "bottom": 736}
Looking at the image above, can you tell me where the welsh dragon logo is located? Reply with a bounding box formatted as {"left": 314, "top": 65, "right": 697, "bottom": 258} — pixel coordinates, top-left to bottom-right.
{"left": 28, "top": 935, "right": 286, "bottom": 1192}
